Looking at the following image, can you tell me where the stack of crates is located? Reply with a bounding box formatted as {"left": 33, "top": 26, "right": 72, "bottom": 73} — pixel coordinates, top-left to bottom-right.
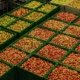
{"left": 0, "top": 0, "right": 25, "bottom": 15}
{"left": 0, "top": 0, "right": 8, "bottom": 13}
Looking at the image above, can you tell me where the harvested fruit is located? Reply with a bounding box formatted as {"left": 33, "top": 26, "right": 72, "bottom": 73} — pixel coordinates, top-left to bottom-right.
{"left": 64, "top": 25, "right": 80, "bottom": 38}
{"left": 8, "top": 20, "right": 30, "bottom": 32}
{"left": 38, "top": 44, "right": 66, "bottom": 61}
{"left": 0, "top": 16, "right": 15, "bottom": 26}
{"left": 21, "top": 57, "right": 53, "bottom": 77}
{"left": 24, "top": 12, "right": 45, "bottom": 21}
{"left": 24, "top": 1, "right": 42, "bottom": 9}
{"left": 55, "top": 12, "right": 77, "bottom": 22}
{"left": 75, "top": 19, "right": 80, "bottom": 25}
{"left": 12, "top": 8, "right": 31, "bottom": 17}
{"left": 76, "top": 44, "right": 80, "bottom": 52}
{"left": 0, "top": 62, "right": 10, "bottom": 76}
{"left": 68, "top": 0, "right": 80, "bottom": 9}
{"left": 29, "top": 28, "right": 54, "bottom": 40}
{"left": 0, "top": 47, "right": 27, "bottom": 65}
{"left": 38, "top": 4, "right": 56, "bottom": 13}
{"left": 0, "top": 31, "right": 13, "bottom": 45}
{"left": 51, "top": 34, "right": 79, "bottom": 49}
{"left": 43, "top": 19, "right": 67, "bottom": 31}
{"left": 14, "top": 37, "right": 42, "bottom": 53}
{"left": 50, "top": 0, "right": 73, "bottom": 5}
{"left": 48, "top": 66, "right": 80, "bottom": 80}
{"left": 63, "top": 53, "right": 80, "bottom": 70}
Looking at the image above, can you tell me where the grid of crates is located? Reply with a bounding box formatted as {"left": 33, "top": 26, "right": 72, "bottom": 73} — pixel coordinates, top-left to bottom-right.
{"left": 0, "top": 0, "right": 80, "bottom": 80}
